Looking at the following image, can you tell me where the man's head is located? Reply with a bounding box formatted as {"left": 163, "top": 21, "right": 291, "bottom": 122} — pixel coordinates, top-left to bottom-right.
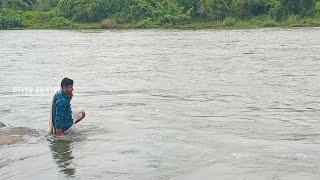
{"left": 61, "top": 77, "right": 74, "bottom": 95}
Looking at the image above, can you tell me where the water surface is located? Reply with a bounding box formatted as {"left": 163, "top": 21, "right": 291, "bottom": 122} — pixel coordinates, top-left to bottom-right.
{"left": 0, "top": 28, "right": 320, "bottom": 179}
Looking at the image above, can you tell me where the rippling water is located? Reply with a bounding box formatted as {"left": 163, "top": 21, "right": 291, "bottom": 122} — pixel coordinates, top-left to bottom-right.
{"left": 0, "top": 28, "right": 320, "bottom": 180}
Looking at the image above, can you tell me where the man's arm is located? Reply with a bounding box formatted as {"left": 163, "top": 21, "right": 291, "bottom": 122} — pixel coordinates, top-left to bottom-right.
{"left": 54, "top": 101, "right": 67, "bottom": 136}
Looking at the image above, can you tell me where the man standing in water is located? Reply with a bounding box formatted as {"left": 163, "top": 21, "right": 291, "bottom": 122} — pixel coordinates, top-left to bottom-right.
{"left": 50, "top": 78, "right": 85, "bottom": 136}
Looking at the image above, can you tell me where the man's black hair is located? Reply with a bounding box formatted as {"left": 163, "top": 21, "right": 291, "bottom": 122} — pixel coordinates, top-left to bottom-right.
{"left": 61, "top": 77, "right": 74, "bottom": 88}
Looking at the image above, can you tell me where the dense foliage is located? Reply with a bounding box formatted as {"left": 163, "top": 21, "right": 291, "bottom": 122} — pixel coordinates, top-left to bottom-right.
{"left": 0, "top": 0, "right": 319, "bottom": 29}
{"left": 0, "top": 8, "right": 25, "bottom": 28}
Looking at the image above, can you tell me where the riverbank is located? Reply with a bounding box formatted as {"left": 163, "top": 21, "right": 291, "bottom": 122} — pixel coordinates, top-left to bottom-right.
{"left": 1, "top": 8, "right": 320, "bottom": 30}
{"left": 6, "top": 18, "right": 320, "bottom": 30}
{"left": 10, "top": 16, "right": 320, "bottom": 30}
{"left": 1, "top": 0, "right": 320, "bottom": 30}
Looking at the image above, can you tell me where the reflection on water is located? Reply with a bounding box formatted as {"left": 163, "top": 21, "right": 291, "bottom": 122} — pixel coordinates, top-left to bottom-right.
{"left": 49, "top": 139, "right": 76, "bottom": 177}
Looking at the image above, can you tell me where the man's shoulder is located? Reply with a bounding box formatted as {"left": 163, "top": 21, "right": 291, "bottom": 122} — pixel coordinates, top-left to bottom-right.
{"left": 54, "top": 91, "right": 68, "bottom": 105}
{"left": 56, "top": 97, "right": 68, "bottom": 104}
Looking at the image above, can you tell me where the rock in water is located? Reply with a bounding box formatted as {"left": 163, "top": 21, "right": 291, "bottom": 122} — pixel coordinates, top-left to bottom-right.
{"left": 0, "top": 122, "right": 5, "bottom": 128}
{"left": 0, "top": 126, "right": 38, "bottom": 145}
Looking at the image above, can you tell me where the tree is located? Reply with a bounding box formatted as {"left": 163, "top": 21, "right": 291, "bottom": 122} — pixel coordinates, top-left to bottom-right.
{"left": 199, "top": 0, "right": 233, "bottom": 20}
{"left": 58, "top": 0, "right": 108, "bottom": 22}
{"left": 281, "top": 0, "right": 316, "bottom": 15}
{"left": 232, "top": 0, "right": 268, "bottom": 19}
{"left": 0, "top": 8, "right": 25, "bottom": 28}
{"left": 2, "top": 0, "right": 36, "bottom": 10}
{"left": 299, "top": 0, "right": 316, "bottom": 15}
{"left": 35, "top": 0, "right": 59, "bottom": 11}
{"left": 126, "top": 0, "right": 191, "bottom": 25}
{"left": 176, "top": 0, "right": 200, "bottom": 16}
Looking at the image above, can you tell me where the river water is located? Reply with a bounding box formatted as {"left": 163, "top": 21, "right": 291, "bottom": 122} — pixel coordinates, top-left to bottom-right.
{"left": 0, "top": 28, "right": 320, "bottom": 179}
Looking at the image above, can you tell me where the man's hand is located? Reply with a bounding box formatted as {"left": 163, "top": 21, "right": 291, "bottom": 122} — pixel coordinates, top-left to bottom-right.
{"left": 56, "top": 129, "right": 63, "bottom": 136}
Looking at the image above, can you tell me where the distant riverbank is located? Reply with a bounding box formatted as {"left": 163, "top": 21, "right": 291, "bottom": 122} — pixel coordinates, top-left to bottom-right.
{"left": 2, "top": 14, "right": 320, "bottom": 30}
{"left": 1, "top": 0, "right": 320, "bottom": 30}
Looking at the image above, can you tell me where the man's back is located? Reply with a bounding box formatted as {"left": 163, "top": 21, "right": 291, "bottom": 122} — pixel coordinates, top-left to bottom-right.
{"left": 52, "top": 90, "right": 73, "bottom": 132}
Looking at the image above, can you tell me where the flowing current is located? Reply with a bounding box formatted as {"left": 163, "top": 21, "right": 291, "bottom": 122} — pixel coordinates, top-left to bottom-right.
{"left": 0, "top": 28, "right": 320, "bottom": 179}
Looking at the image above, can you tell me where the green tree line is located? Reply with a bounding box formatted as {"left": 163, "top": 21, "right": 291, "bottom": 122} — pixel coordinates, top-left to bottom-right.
{"left": 0, "top": 0, "right": 319, "bottom": 29}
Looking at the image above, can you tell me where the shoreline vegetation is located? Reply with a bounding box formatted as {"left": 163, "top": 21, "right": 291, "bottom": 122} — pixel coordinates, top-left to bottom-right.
{"left": 0, "top": 0, "right": 320, "bottom": 30}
